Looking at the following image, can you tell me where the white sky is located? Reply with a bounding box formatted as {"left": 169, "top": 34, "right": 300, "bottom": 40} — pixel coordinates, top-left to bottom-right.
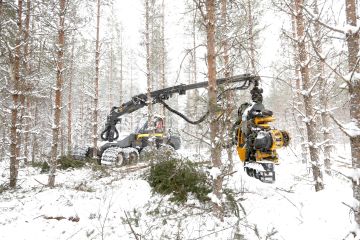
{"left": 109, "top": 0, "right": 350, "bottom": 96}
{"left": 112, "top": 0, "right": 284, "bottom": 94}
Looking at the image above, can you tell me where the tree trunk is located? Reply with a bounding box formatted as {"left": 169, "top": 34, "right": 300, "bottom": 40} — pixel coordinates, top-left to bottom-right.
{"left": 130, "top": 53, "right": 134, "bottom": 131}
{"left": 48, "top": 0, "right": 66, "bottom": 188}
{"left": 31, "top": 101, "right": 38, "bottom": 163}
{"left": 23, "top": 0, "right": 31, "bottom": 165}
{"left": 206, "top": 0, "right": 223, "bottom": 220}
{"left": 294, "top": 0, "right": 324, "bottom": 192}
{"left": 92, "top": 0, "right": 100, "bottom": 158}
{"left": 10, "top": 0, "right": 23, "bottom": 188}
{"left": 120, "top": 33, "right": 123, "bottom": 106}
{"left": 192, "top": 4, "right": 200, "bottom": 154}
{"left": 345, "top": 0, "right": 360, "bottom": 226}
{"left": 221, "top": 0, "right": 234, "bottom": 172}
{"left": 161, "top": 0, "right": 166, "bottom": 129}
{"left": 1, "top": 124, "right": 5, "bottom": 162}
{"left": 290, "top": 7, "right": 308, "bottom": 164}
{"left": 145, "top": 0, "right": 153, "bottom": 139}
{"left": 247, "top": 0, "right": 256, "bottom": 73}
{"left": 119, "top": 33, "right": 123, "bottom": 132}
{"left": 108, "top": 38, "right": 113, "bottom": 109}
{"left": 313, "top": 0, "right": 332, "bottom": 175}
{"left": 16, "top": 0, "right": 26, "bottom": 168}
{"left": 67, "top": 37, "right": 75, "bottom": 155}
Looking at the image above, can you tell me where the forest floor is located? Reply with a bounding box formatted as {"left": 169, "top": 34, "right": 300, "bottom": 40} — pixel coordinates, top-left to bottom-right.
{"left": 0, "top": 144, "right": 356, "bottom": 240}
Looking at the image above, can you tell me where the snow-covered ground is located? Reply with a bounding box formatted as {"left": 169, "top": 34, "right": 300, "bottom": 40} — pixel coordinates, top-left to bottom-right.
{"left": 0, "top": 145, "right": 356, "bottom": 240}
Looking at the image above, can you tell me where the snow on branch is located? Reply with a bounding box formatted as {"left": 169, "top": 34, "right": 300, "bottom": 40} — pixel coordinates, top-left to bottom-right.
{"left": 302, "top": 6, "right": 345, "bottom": 34}
{"left": 344, "top": 72, "right": 360, "bottom": 85}
{"left": 351, "top": 169, "right": 360, "bottom": 185}
{"left": 329, "top": 114, "right": 360, "bottom": 138}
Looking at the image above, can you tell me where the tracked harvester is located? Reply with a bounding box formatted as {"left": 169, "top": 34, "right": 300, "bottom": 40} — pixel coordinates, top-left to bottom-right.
{"left": 75, "top": 74, "right": 289, "bottom": 182}
{"left": 95, "top": 74, "right": 256, "bottom": 166}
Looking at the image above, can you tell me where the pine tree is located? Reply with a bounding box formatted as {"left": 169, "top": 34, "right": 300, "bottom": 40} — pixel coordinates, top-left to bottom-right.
{"left": 294, "top": 0, "right": 324, "bottom": 192}
{"left": 92, "top": 0, "right": 101, "bottom": 159}
{"left": 48, "top": 0, "right": 66, "bottom": 188}
{"left": 206, "top": 0, "right": 224, "bottom": 220}
{"left": 344, "top": 0, "right": 360, "bottom": 227}
{"left": 9, "top": 0, "right": 23, "bottom": 188}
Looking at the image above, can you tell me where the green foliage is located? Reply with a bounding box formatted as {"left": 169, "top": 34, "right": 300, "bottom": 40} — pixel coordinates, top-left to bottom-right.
{"left": 41, "top": 161, "right": 50, "bottom": 173}
{"left": 58, "top": 155, "right": 85, "bottom": 170}
{"left": 31, "top": 161, "right": 50, "bottom": 174}
{"left": 0, "top": 183, "right": 9, "bottom": 194}
{"left": 223, "top": 188, "right": 240, "bottom": 217}
{"left": 147, "top": 158, "right": 211, "bottom": 203}
{"left": 89, "top": 159, "right": 110, "bottom": 177}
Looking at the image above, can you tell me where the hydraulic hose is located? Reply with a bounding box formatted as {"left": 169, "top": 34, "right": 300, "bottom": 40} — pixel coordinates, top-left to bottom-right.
{"left": 159, "top": 99, "right": 209, "bottom": 125}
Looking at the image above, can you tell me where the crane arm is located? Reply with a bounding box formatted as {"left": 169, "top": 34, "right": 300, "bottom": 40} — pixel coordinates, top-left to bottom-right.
{"left": 101, "top": 74, "right": 260, "bottom": 142}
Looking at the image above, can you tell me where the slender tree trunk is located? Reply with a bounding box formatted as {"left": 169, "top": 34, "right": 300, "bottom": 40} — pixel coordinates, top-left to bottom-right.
{"left": 48, "top": 0, "right": 66, "bottom": 188}
{"left": 345, "top": 0, "right": 360, "bottom": 226}
{"left": 192, "top": 3, "right": 200, "bottom": 154}
{"left": 130, "top": 55, "right": 134, "bottom": 131}
{"left": 60, "top": 122, "right": 64, "bottom": 156}
{"left": 161, "top": 0, "right": 166, "bottom": 129}
{"left": 247, "top": 0, "right": 256, "bottom": 73}
{"left": 119, "top": 34, "right": 123, "bottom": 132}
{"left": 10, "top": 0, "right": 23, "bottom": 188}
{"left": 67, "top": 38, "right": 75, "bottom": 155}
{"left": 313, "top": 0, "right": 332, "bottom": 175}
{"left": 93, "top": 0, "right": 100, "bottom": 158}
{"left": 291, "top": 9, "right": 308, "bottom": 164}
{"left": 221, "top": 0, "right": 234, "bottom": 172}
{"left": 32, "top": 51, "right": 41, "bottom": 163}
{"left": 108, "top": 38, "right": 113, "bottom": 108}
{"left": 1, "top": 124, "right": 5, "bottom": 162}
{"left": 145, "top": 0, "right": 153, "bottom": 138}
{"left": 206, "top": 0, "right": 223, "bottom": 220}
{"left": 80, "top": 78, "right": 84, "bottom": 146}
{"left": 294, "top": 0, "right": 324, "bottom": 192}
{"left": 120, "top": 34, "right": 123, "bottom": 106}
{"left": 16, "top": 0, "right": 26, "bottom": 167}
{"left": 23, "top": 0, "right": 31, "bottom": 165}
{"left": 31, "top": 103, "right": 38, "bottom": 163}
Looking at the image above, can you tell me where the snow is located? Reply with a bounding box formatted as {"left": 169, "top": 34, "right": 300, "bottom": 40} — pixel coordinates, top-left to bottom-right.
{"left": 208, "top": 167, "right": 221, "bottom": 179}
{"left": 0, "top": 145, "right": 357, "bottom": 240}
{"left": 302, "top": 117, "right": 311, "bottom": 123}
{"left": 351, "top": 169, "right": 360, "bottom": 185}
{"left": 207, "top": 192, "right": 222, "bottom": 205}
{"left": 341, "top": 24, "right": 360, "bottom": 34}
{"left": 344, "top": 72, "right": 360, "bottom": 84}
{"left": 344, "top": 121, "right": 360, "bottom": 137}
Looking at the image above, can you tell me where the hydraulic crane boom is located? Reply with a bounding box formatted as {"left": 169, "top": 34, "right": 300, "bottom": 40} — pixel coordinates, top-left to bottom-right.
{"left": 101, "top": 74, "right": 260, "bottom": 142}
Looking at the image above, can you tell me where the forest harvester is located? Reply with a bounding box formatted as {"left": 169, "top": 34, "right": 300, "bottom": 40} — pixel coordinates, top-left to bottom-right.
{"left": 74, "top": 74, "right": 289, "bottom": 182}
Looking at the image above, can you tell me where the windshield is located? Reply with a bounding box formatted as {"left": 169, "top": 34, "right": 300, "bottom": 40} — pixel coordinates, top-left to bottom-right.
{"left": 135, "top": 117, "right": 148, "bottom": 133}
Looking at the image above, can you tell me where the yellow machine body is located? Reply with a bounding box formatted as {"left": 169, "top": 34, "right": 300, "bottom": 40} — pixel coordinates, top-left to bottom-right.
{"left": 236, "top": 128, "right": 247, "bottom": 162}
{"left": 235, "top": 117, "right": 289, "bottom": 164}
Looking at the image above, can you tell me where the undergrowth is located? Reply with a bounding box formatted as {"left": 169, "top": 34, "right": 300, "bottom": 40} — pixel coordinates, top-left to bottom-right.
{"left": 58, "top": 155, "right": 86, "bottom": 170}
{"left": 31, "top": 161, "right": 50, "bottom": 173}
{"left": 147, "top": 157, "right": 211, "bottom": 203}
